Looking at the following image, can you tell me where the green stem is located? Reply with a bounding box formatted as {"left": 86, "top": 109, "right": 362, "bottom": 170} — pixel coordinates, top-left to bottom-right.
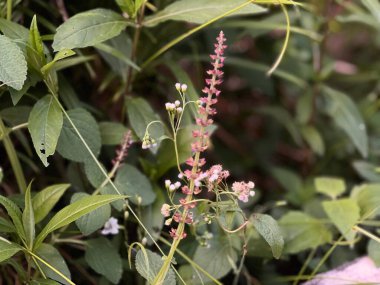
{"left": 353, "top": 225, "right": 380, "bottom": 244}
{"left": 0, "top": 117, "right": 27, "bottom": 193}
{"left": 6, "top": 0, "right": 12, "bottom": 20}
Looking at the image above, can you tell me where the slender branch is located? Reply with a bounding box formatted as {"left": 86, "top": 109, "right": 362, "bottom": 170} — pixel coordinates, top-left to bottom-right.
{"left": 6, "top": 0, "right": 12, "bottom": 20}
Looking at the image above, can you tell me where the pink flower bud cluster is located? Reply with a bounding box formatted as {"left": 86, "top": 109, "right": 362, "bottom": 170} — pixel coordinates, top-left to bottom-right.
{"left": 112, "top": 131, "right": 133, "bottom": 166}
{"left": 231, "top": 181, "right": 255, "bottom": 203}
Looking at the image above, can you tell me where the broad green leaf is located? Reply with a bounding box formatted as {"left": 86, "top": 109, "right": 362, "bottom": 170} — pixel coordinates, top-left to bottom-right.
{"left": 95, "top": 42, "right": 139, "bottom": 72}
{"left": 1, "top": 106, "right": 31, "bottom": 126}
{"left": 368, "top": 239, "right": 380, "bottom": 267}
{"left": 115, "top": 164, "right": 156, "bottom": 206}
{"left": 314, "top": 177, "right": 346, "bottom": 199}
{"left": 35, "top": 195, "right": 126, "bottom": 248}
{"left": 85, "top": 237, "right": 122, "bottom": 284}
{"left": 126, "top": 97, "right": 164, "bottom": 147}
{"left": 246, "top": 225, "right": 274, "bottom": 258}
{"left": 0, "top": 217, "right": 15, "bottom": 233}
{"left": 135, "top": 248, "right": 176, "bottom": 285}
{"left": 0, "top": 195, "right": 25, "bottom": 240}
{"left": 115, "top": 0, "right": 134, "bottom": 17}
{"left": 351, "top": 183, "right": 380, "bottom": 218}
{"left": 99, "top": 122, "right": 128, "bottom": 145}
{"left": 279, "top": 211, "right": 332, "bottom": 254}
{"left": 31, "top": 279, "right": 61, "bottom": 285}
{"left": 22, "top": 183, "right": 35, "bottom": 249}
{"left": 322, "top": 198, "right": 360, "bottom": 242}
{"left": 322, "top": 86, "right": 368, "bottom": 157}
{"left": 0, "top": 18, "right": 29, "bottom": 41}
{"left": 301, "top": 125, "right": 325, "bottom": 156}
{"left": 32, "top": 184, "right": 70, "bottom": 223}
{"left": 56, "top": 108, "right": 101, "bottom": 162}
{"left": 52, "top": 8, "right": 128, "bottom": 51}
{"left": 144, "top": 0, "right": 266, "bottom": 27}
{"left": 28, "top": 95, "right": 63, "bottom": 167}
{"left": 0, "top": 237, "right": 22, "bottom": 263}
{"left": 251, "top": 214, "right": 284, "bottom": 259}
{"left": 35, "top": 243, "right": 71, "bottom": 285}
{"left": 0, "top": 34, "right": 27, "bottom": 90}
{"left": 361, "top": 0, "right": 380, "bottom": 22}
{"left": 83, "top": 160, "right": 107, "bottom": 188}
{"left": 71, "top": 193, "right": 111, "bottom": 236}
{"left": 353, "top": 161, "right": 380, "bottom": 183}
{"left": 191, "top": 236, "right": 238, "bottom": 283}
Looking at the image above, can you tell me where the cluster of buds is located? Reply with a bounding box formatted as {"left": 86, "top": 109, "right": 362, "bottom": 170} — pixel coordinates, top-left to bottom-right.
{"left": 141, "top": 133, "right": 157, "bottom": 149}
{"left": 175, "top": 83, "right": 188, "bottom": 93}
{"left": 112, "top": 131, "right": 133, "bottom": 166}
{"left": 232, "top": 181, "right": 255, "bottom": 203}
{"left": 165, "top": 180, "right": 181, "bottom": 192}
{"left": 165, "top": 100, "right": 183, "bottom": 114}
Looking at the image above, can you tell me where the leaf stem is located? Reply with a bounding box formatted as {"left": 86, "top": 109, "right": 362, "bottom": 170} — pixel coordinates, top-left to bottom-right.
{"left": 0, "top": 117, "right": 27, "bottom": 193}
{"left": 6, "top": 0, "right": 12, "bottom": 20}
{"left": 353, "top": 225, "right": 380, "bottom": 244}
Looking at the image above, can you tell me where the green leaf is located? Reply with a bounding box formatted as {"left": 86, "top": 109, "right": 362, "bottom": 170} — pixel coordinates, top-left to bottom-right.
{"left": 0, "top": 34, "right": 27, "bottom": 90}
{"left": 31, "top": 279, "right": 61, "bottom": 285}
{"left": 126, "top": 97, "right": 164, "bottom": 147}
{"left": 99, "top": 122, "right": 128, "bottom": 145}
{"left": 135, "top": 248, "right": 176, "bottom": 285}
{"left": 32, "top": 184, "right": 70, "bottom": 223}
{"left": 351, "top": 183, "right": 380, "bottom": 218}
{"left": 368, "top": 239, "right": 380, "bottom": 267}
{"left": 301, "top": 125, "right": 325, "bottom": 156}
{"left": 95, "top": 42, "right": 139, "bottom": 72}
{"left": 322, "top": 86, "right": 368, "bottom": 157}
{"left": 56, "top": 108, "right": 101, "bottom": 162}
{"left": 28, "top": 95, "right": 63, "bottom": 167}
{"left": 322, "top": 198, "right": 360, "bottom": 242}
{"left": 35, "top": 243, "right": 71, "bottom": 285}
{"left": 83, "top": 160, "right": 107, "bottom": 188}
{"left": 0, "top": 195, "right": 25, "bottom": 240}
{"left": 314, "top": 177, "right": 346, "bottom": 199}
{"left": 251, "top": 214, "right": 284, "bottom": 259}
{"left": 191, "top": 236, "right": 238, "bottom": 283}
{"left": 35, "top": 195, "right": 126, "bottom": 248}
{"left": 71, "top": 193, "right": 111, "bottom": 236}
{"left": 22, "top": 183, "right": 35, "bottom": 249}
{"left": 0, "top": 18, "right": 29, "bottom": 41}
{"left": 353, "top": 161, "right": 380, "bottom": 183}
{"left": 28, "top": 15, "right": 45, "bottom": 70}
{"left": 0, "top": 237, "right": 22, "bottom": 263}
{"left": 52, "top": 8, "right": 128, "bottom": 51}
{"left": 0, "top": 217, "right": 15, "bottom": 233}
{"left": 85, "top": 237, "right": 122, "bottom": 284}
{"left": 279, "top": 211, "right": 332, "bottom": 254}
{"left": 144, "top": 0, "right": 266, "bottom": 27}
{"left": 115, "top": 164, "right": 156, "bottom": 206}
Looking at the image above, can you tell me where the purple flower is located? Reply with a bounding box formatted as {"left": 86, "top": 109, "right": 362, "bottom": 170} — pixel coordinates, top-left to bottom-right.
{"left": 101, "top": 217, "right": 119, "bottom": 235}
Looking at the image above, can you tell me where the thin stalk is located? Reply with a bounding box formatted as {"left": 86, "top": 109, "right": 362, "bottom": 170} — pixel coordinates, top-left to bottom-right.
{"left": 0, "top": 117, "right": 27, "bottom": 192}
{"left": 293, "top": 247, "right": 317, "bottom": 285}
{"left": 6, "top": 0, "right": 12, "bottom": 20}
{"left": 10, "top": 122, "right": 28, "bottom": 132}
{"left": 353, "top": 225, "right": 380, "bottom": 244}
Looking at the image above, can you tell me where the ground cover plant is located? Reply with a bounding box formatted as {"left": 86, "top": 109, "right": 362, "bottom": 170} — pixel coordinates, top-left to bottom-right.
{"left": 1, "top": 0, "right": 380, "bottom": 284}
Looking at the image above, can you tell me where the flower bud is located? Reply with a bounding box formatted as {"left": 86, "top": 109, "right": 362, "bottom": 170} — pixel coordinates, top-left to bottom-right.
{"left": 175, "top": 83, "right": 181, "bottom": 91}
{"left": 181, "top": 84, "right": 188, "bottom": 92}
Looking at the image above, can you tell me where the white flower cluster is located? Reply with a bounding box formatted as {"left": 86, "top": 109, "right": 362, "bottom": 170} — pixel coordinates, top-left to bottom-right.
{"left": 165, "top": 179, "right": 181, "bottom": 192}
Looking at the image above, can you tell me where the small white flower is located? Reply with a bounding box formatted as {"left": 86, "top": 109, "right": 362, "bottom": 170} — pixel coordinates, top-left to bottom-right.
{"left": 169, "top": 184, "right": 176, "bottom": 191}
{"left": 175, "top": 100, "right": 181, "bottom": 107}
{"left": 176, "top": 107, "right": 183, "bottom": 113}
{"left": 165, "top": 180, "right": 171, "bottom": 188}
{"left": 181, "top": 84, "right": 188, "bottom": 92}
{"left": 175, "top": 83, "right": 181, "bottom": 91}
{"left": 178, "top": 173, "right": 184, "bottom": 179}
{"left": 101, "top": 217, "right": 119, "bottom": 235}
{"left": 174, "top": 181, "right": 181, "bottom": 189}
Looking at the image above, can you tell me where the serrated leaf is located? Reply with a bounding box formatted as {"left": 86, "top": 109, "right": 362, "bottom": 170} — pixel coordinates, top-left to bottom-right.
{"left": 251, "top": 214, "right": 284, "bottom": 259}
{"left": 0, "top": 237, "right": 22, "bottom": 263}
{"left": 0, "top": 195, "right": 25, "bottom": 240}
{"left": 0, "top": 34, "right": 27, "bottom": 90}
{"left": 35, "top": 195, "right": 126, "bottom": 248}
{"left": 28, "top": 95, "right": 63, "bottom": 167}
{"left": 322, "top": 86, "right": 368, "bottom": 157}
{"left": 322, "top": 198, "right": 360, "bottom": 242}
{"left": 53, "top": 8, "right": 128, "bottom": 51}
{"left": 144, "top": 0, "right": 266, "bottom": 27}
{"left": 135, "top": 248, "right": 176, "bottom": 285}
{"left": 56, "top": 108, "right": 101, "bottom": 162}
{"left": 115, "top": 164, "right": 156, "bottom": 206}
{"left": 22, "top": 183, "right": 35, "bottom": 249}
{"left": 72, "top": 193, "right": 111, "bottom": 236}
{"left": 85, "top": 238, "right": 122, "bottom": 284}
{"left": 279, "top": 211, "right": 332, "bottom": 254}
{"left": 32, "top": 184, "right": 70, "bottom": 223}
{"left": 314, "top": 177, "right": 346, "bottom": 199}
{"left": 35, "top": 243, "right": 71, "bottom": 285}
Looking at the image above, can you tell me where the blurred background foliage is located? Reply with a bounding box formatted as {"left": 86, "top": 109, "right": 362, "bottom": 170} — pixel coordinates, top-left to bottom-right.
{"left": 1, "top": 0, "right": 380, "bottom": 284}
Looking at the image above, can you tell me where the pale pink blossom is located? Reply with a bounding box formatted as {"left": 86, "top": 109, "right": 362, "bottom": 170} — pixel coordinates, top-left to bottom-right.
{"left": 161, "top": 203, "right": 171, "bottom": 217}
{"left": 232, "top": 181, "right": 255, "bottom": 202}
